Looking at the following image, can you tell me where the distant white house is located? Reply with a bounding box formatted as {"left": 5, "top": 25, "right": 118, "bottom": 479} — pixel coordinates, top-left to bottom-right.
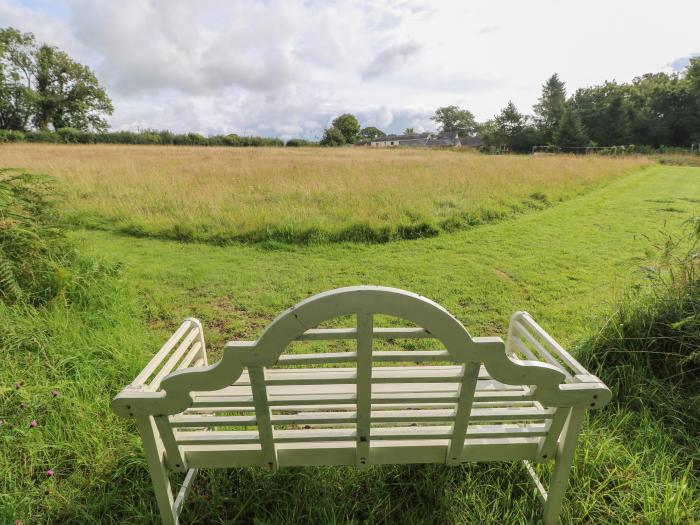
{"left": 369, "top": 131, "right": 483, "bottom": 148}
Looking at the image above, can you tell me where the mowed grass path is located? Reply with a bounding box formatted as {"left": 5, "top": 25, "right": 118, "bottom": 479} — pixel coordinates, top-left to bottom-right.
{"left": 82, "top": 165, "right": 699, "bottom": 350}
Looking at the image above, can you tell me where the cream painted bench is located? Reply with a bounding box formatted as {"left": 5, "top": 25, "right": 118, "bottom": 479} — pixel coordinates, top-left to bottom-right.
{"left": 112, "top": 286, "right": 611, "bottom": 525}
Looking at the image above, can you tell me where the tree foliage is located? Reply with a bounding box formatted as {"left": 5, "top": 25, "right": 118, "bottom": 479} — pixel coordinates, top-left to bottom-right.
{"left": 431, "top": 105, "right": 477, "bottom": 136}
{"left": 480, "top": 102, "right": 541, "bottom": 152}
{"left": 568, "top": 61, "right": 700, "bottom": 147}
{"left": 553, "top": 108, "right": 589, "bottom": 148}
{"left": 320, "top": 125, "right": 346, "bottom": 146}
{"left": 534, "top": 73, "right": 566, "bottom": 143}
{"left": 331, "top": 114, "right": 360, "bottom": 144}
{"left": 0, "top": 27, "right": 113, "bottom": 132}
{"left": 481, "top": 62, "right": 700, "bottom": 152}
{"left": 359, "top": 126, "right": 384, "bottom": 140}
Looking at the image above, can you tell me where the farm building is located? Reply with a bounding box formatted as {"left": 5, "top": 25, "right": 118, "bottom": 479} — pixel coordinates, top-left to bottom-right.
{"left": 369, "top": 131, "right": 484, "bottom": 148}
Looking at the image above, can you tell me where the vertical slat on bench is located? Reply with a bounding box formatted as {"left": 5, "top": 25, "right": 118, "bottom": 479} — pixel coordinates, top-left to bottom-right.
{"left": 536, "top": 407, "right": 569, "bottom": 462}
{"left": 249, "top": 366, "right": 278, "bottom": 471}
{"left": 356, "top": 312, "right": 373, "bottom": 468}
{"left": 135, "top": 416, "right": 178, "bottom": 525}
{"left": 154, "top": 415, "right": 186, "bottom": 472}
{"left": 446, "top": 363, "right": 481, "bottom": 465}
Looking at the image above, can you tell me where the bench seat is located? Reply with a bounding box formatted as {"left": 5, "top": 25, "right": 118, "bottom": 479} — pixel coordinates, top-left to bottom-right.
{"left": 181, "top": 436, "right": 543, "bottom": 469}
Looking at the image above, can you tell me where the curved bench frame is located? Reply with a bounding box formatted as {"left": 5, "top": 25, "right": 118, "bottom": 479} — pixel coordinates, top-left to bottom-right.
{"left": 112, "top": 286, "right": 611, "bottom": 525}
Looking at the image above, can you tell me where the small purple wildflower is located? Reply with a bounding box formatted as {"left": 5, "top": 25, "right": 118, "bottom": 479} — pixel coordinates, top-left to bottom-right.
{"left": 46, "top": 469, "right": 54, "bottom": 477}
{"left": 15, "top": 382, "right": 23, "bottom": 390}
{"left": 29, "top": 420, "right": 37, "bottom": 428}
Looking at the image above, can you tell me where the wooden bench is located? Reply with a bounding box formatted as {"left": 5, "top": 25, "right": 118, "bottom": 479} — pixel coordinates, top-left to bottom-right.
{"left": 112, "top": 286, "right": 611, "bottom": 524}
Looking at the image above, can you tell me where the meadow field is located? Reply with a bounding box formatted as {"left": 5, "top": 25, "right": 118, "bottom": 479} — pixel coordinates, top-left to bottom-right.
{"left": 0, "top": 145, "right": 699, "bottom": 524}
{"left": 1, "top": 144, "right": 650, "bottom": 243}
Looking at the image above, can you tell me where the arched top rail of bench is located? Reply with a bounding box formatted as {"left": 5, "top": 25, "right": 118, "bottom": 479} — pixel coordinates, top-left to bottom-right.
{"left": 112, "top": 286, "right": 611, "bottom": 417}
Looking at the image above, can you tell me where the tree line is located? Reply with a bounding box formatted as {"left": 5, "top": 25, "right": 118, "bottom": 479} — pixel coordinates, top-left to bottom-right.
{"left": 318, "top": 107, "right": 477, "bottom": 146}
{"left": 2, "top": 26, "right": 699, "bottom": 151}
{"left": 480, "top": 63, "right": 700, "bottom": 152}
{"left": 321, "top": 61, "right": 700, "bottom": 152}
{"left": 0, "top": 127, "right": 283, "bottom": 147}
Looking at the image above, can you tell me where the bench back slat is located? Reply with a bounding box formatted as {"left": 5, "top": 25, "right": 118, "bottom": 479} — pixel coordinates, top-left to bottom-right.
{"left": 355, "top": 312, "right": 373, "bottom": 467}
{"left": 446, "top": 363, "right": 481, "bottom": 465}
{"left": 296, "top": 327, "right": 432, "bottom": 341}
{"left": 249, "top": 366, "right": 278, "bottom": 471}
{"left": 276, "top": 350, "right": 452, "bottom": 365}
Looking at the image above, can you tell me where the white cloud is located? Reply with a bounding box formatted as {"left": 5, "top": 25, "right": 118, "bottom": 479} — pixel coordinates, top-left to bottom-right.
{"left": 363, "top": 42, "right": 422, "bottom": 79}
{"left": 2, "top": 0, "right": 700, "bottom": 138}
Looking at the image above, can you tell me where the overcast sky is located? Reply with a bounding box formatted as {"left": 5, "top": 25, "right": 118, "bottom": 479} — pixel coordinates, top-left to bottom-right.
{"left": 2, "top": 0, "right": 699, "bottom": 139}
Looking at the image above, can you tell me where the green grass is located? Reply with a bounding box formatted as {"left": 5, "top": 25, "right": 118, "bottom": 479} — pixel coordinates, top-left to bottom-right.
{"left": 0, "top": 143, "right": 650, "bottom": 244}
{"left": 1, "top": 164, "right": 700, "bottom": 523}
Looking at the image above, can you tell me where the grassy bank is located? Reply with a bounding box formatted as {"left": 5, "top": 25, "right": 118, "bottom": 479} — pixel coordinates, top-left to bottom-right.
{"left": 0, "top": 144, "right": 650, "bottom": 244}
{"left": 1, "top": 163, "right": 699, "bottom": 523}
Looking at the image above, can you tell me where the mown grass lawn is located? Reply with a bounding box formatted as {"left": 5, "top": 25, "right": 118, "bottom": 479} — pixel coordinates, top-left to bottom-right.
{"left": 2, "top": 163, "right": 699, "bottom": 524}
{"left": 81, "top": 165, "right": 699, "bottom": 349}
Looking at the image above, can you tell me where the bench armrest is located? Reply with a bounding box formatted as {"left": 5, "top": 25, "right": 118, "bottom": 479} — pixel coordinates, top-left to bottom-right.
{"left": 112, "top": 318, "right": 208, "bottom": 418}
{"left": 507, "top": 311, "right": 610, "bottom": 408}
{"left": 131, "top": 318, "right": 208, "bottom": 390}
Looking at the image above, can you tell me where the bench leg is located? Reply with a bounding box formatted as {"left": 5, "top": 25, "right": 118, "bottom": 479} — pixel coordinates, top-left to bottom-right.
{"left": 541, "top": 407, "right": 585, "bottom": 525}
{"left": 136, "top": 416, "right": 179, "bottom": 525}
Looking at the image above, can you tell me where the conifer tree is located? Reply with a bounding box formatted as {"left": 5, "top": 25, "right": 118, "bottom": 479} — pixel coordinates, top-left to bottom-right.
{"left": 534, "top": 73, "right": 567, "bottom": 143}
{"left": 553, "top": 108, "right": 589, "bottom": 148}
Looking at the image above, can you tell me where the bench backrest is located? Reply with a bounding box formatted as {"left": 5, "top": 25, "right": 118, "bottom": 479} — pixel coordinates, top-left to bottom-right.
{"left": 114, "top": 286, "right": 609, "bottom": 471}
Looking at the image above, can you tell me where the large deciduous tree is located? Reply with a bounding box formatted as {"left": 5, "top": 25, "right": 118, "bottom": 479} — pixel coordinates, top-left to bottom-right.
{"left": 331, "top": 114, "right": 360, "bottom": 144}
{"left": 431, "top": 105, "right": 477, "bottom": 136}
{"left": 0, "top": 28, "right": 34, "bottom": 130}
{"left": 320, "top": 125, "right": 346, "bottom": 146}
{"left": 533, "top": 73, "right": 566, "bottom": 143}
{"left": 687, "top": 57, "right": 700, "bottom": 142}
{"left": 0, "top": 27, "right": 113, "bottom": 132}
{"left": 359, "top": 126, "right": 384, "bottom": 140}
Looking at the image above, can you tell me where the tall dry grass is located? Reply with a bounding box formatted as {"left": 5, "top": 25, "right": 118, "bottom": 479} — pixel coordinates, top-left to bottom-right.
{"left": 0, "top": 144, "right": 652, "bottom": 243}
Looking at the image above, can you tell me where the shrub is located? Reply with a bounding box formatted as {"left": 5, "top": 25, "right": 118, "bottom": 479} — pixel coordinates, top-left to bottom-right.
{"left": 0, "top": 129, "right": 284, "bottom": 147}
{"left": 0, "top": 169, "right": 115, "bottom": 305}
{"left": 286, "top": 138, "right": 317, "bottom": 147}
{"left": 56, "top": 127, "right": 91, "bottom": 144}
{"left": 320, "top": 126, "right": 346, "bottom": 146}
{"left": 0, "top": 130, "right": 25, "bottom": 143}
{"left": 578, "top": 217, "right": 699, "bottom": 441}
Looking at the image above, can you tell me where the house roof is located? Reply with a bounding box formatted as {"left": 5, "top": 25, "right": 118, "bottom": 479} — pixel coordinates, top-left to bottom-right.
{"left": 369, "top": 130, "right": 483, "bottom": 147}
{"left": 460, "top": 136, "right": 485, "bottom": 147}
{"left": 372, "top": 132, "right": 431, "bottom": 142}
{"left": 436, "top": 130, "right": 459, "bottom": 141}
